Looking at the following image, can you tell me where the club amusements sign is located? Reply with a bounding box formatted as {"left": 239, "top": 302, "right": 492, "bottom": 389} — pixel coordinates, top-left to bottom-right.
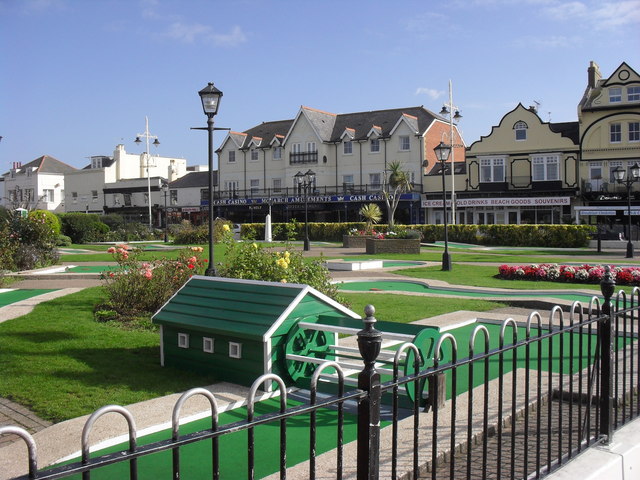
{"left": 202, "top": 192, "right": 419, "bottom": 207}
{"left": 421, "top": 196, "right": 571, "bottom": 208}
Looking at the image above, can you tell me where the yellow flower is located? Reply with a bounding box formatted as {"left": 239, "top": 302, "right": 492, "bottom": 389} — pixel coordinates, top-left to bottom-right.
{"left": 223, "top": 224, "right": 230, "bottom": 232}
{"left": 252, "top": 243, "right": 258, "bottom": 249}
{"left": 276, "top": 258, "right": 288, "bottom": 269}
{"left": 280, "top": 279, "right": 287, "bottom": 283}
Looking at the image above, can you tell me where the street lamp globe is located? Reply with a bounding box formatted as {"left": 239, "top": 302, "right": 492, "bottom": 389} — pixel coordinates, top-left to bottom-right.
{"left": 434, "top": 141, "right": 451, "bottom": 162}
{"left": 199, "top": 83, "right": 223, "bottom": 117}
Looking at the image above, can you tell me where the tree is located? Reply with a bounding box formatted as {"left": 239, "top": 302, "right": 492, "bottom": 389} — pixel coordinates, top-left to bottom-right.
{"left": 359, "top": 203, "right": 382, "bottom": 233}
{"left": 382, "top": 161, "right": 412, "bottom": 229}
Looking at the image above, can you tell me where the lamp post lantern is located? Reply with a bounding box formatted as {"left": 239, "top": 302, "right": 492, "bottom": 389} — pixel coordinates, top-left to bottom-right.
{"left": 439, "top": 80, "right": 462, "bottom": 224}
{"left": 198, "top": 83, "right": 223, "bottom": 276}
{"left": 134, "top": 117, "right": 160, "bottom": 229}
{"left": 294, "top": 169, "right": 315, "bottom": 251}
{"left": 162, "top": 183, "right": 169, "bottom": 243}
{"left": 434, "top": 141, "right": 452, "bottom": 271}
{"left": 613, "top": 163, "right": 640, "bottom": 258}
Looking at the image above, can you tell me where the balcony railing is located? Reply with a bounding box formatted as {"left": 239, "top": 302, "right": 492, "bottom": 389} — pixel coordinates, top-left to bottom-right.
{"left": 210, "top": 183, "right": 423, "bottom": 202}
{"left": 289, "top": 151, "right": 318, "bottom": 165}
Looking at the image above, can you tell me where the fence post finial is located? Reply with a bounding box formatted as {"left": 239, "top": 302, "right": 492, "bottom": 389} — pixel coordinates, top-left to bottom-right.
{"left": 357, "top": 304, "right": 382, "bottom": 479}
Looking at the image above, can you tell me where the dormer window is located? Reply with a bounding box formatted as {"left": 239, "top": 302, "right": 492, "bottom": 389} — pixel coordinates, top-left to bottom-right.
{"left": 514, "top": 121, "right": 528, "bottom": 141}
{"left": 609, "top": 87, "right": 622, "bottom": 103}
{"left": 370, "top": 139, "right": 380, "bottom": 153}
{"left": 273, "top": 146, "right": 282, "bottom": 160}
{"left": 250, "top": 149, "right": 259, "bottom": 161}
{"left": 343, "top": 141, "right": 352, "bottom": 155}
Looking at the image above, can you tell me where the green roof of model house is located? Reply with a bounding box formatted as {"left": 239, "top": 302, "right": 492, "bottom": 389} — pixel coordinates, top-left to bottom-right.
{"left": 152, "top": 276, "right": 359, "bottom": 341}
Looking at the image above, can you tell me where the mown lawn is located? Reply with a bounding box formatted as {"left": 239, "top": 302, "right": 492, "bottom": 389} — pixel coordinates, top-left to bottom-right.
{"left": 0, "top": 287, "right": 216, "bottom": 423}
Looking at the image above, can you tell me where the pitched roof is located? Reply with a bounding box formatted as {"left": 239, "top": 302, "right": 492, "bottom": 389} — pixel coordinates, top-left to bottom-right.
{"left": 549, "top": 121, "right": 580, "bottom": 143}
{"left": 168, "top": 171, "right": 218, "bottom": 188}
{"left": 9, "top": 155, "right": 77, "bottom": 175}
{"left": 329, "top": 106, "right": 441, "bottom": 142}
{"left": 241, "top": 119, "right": 294, "bottom": 148}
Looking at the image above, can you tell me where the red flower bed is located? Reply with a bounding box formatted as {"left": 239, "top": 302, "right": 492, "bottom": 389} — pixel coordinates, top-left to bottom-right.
{"left": 497, "top": 263, "right": 640, "bottom": 286}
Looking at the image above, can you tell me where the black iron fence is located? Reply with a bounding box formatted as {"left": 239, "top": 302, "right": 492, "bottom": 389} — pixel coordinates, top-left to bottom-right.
{"left": 2, "top": 267, "right": 639, "bottom": 479}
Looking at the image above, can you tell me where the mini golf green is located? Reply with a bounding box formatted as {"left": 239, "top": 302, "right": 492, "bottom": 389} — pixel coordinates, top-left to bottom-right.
{"left": 52, "top": 397, "right": 385, "bottom": 479}
{"left": 0, "top": 289, "right": 57, "bottom": 308}
{"left": 338, "top": 280, "right": 601, "bottom": 304}
{"left": 60, "top": 266, "right": 115, "bottom": 274}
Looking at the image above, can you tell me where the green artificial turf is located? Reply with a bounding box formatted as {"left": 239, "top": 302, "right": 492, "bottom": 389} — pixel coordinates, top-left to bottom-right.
{"left": 0, "top": 287, "right": 216, "bottom": 422}
{"left": 0, "top": 289, "right": 57, "bottom": 307}
{"left": 53, "top": 397, "right": 377, "bottom": 479}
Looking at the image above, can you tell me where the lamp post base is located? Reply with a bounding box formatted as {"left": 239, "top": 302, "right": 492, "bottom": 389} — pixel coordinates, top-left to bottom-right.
{"left": 205, "top": 267, "right": 217, "bottom": 277}
{"left": 304, "top": 238, "right": 310, "bottom": 251}
{"left": 441, "top": 251, "right": 452, "bottom": 271}
{"left": 626, "top": 241, "right": 634, "bottom": 259}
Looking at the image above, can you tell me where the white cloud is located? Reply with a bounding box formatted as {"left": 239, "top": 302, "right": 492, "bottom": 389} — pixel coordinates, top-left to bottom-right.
{"left": 164, "top": 22, "right": 247, "bottom": 47}
{"left": 416, "top": 87, "right": 445, "bottom": 100}
{"left": 542, "top": 0, "right": 640, "bottom": 29}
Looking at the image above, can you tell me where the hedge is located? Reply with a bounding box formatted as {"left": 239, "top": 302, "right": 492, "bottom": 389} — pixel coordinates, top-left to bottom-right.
{"left": 240, "top": 222, "right": 596, "bottom": 248}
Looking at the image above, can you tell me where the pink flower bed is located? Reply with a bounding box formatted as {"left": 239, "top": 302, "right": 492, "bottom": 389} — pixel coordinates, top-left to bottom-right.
{"left": 498, "top": 264, "right": 640, "bottom": 286}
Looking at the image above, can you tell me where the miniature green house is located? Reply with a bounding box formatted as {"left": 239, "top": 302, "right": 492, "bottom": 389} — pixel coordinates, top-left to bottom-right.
{"left": 151, "top": 276, "right": 360, "bottom": 389}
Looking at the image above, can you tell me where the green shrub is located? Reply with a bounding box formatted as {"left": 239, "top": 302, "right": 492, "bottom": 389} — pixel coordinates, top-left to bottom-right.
{"left": 29, "top": 210, "right": 61, "bottom": 235}
{"left": 56, "top": 234, "right": 72, "bottom": 246}
{"left": 59, "top": 213, "right": 110, "bottom": 243}
{"left": 0, "top": 210, "right": 59, "bottom": 271}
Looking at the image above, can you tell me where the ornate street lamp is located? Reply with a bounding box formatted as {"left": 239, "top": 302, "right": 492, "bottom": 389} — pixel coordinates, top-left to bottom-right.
{"left": 434, "top": 141, "right": 452, "bottom": 270}
{"left": 613, "top": 162, "right": 640, "bottom": 258}
{"left": 439, "top": 80, "right": 462, "bottom": 224}
{"left": 294, "top": 169, "right": 315, "bottom": 251}
{"left": 134, "top": 117, "right": 160, "bottom": 229}
{"left": 198, "top": 82, "right": 223, "bottom": 276}
{"left": 162, "top": 183, "right": 169, "bottom": 243}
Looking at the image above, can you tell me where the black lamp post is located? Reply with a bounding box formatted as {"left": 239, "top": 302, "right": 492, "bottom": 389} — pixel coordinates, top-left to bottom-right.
{"left": 613, "top": 163, "right": 640, "bottom": 258}
{"left": 198, "top": 82, "right": 223, "bottom": 276}
{"left": 434, "top": 141, "right": 452, "bottom": 270}
{"left": 162, "top": 183, "right": 169, "bottom": 243}
{"left": 294, "top": 169, "right": 315, "bottom": 251}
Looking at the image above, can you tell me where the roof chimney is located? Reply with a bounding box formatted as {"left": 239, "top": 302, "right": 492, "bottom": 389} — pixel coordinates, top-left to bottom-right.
{"left": 588, "top": 61, "right": 601, "bottom": 89}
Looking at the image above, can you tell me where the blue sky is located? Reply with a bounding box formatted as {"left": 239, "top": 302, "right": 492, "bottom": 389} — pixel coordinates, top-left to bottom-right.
{"left": 1, "top": 0, "right": 639, "bottom": 171}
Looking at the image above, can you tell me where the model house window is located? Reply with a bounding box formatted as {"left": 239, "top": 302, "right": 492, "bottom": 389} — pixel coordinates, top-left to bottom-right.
{"left": 370, "top": 139, "right": 380, "bottom": 153}
{"left": 123, "top": 193, "right": 132, "bottom": 206}
{"left": 228, "top": 150, "right": 236, "bottom": 163}
{"left": 609, "top": 161, "right": 623, "bottom": 182}
{"left": 629, "top": 87, "right": 640, "bottom": 102}
{"left": 91, "top": 190, "right": 98, "bottom": 202}
{"left": 514, "top": 121, "right": 528, "bottom": 141}
{"left": 343, "top": 141, "right": 353, "bottom": 155}
{"left": 229, "top": 342, "right": 242, "bottom": 359}
{"left": 629, "top": 122, "right": 640, "bottom": 142}
{"left": 532, "top": 155, "right": 559, "bottom": 181}
{"left": 272, "top": 178, "right": 282, "bottom": 192}
{"left": 399, "top": 136, "right": 410, "bottom": 151}
{"left": 273, "top": 147, "right": 282, "bottom": 160}
{"left": 306, "top": 142, "right": 316, "bottom": 152}
{"left": 170, "top": 190, "right": 178, "bottom": 205}
{"left": 610, "top": 123, "right": 622, "bottom": 143}
{"left": 369, "top": 173, "right": 381, "bottom": 188}
{"left": 480, "top": 158, "right": 505, "bottom": 182}
{"left": 178, "top": 333, "right": 189, "bottom": 349}
{"left": 72, "top": 192, "right": 78, "bottom": 203}
{"left": 250, "top": 149, "right": 259, "bottom": 161}
{"left": 43, "top": 189, "right": 54, "bottom": 202}
{"left": 203, "top": 337, "right": 214, "bottom": 354}
{"left": 609, "top": 87, "right": 622, "bottom": 103}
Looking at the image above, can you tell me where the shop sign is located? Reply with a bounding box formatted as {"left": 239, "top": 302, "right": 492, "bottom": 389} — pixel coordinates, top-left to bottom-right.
{"left": 182, "top": 207, "right": 201, "bottom": 213}
{"left": 203, "top": 193, "right": 418, "bottom": 207}
{"left": 421, "top": 196, "right": 571, "bottom": 208}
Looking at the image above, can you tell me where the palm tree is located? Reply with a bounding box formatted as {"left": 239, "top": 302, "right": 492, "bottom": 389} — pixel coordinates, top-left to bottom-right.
{"left": 359, "top": 203, "right": 382, "bottom": 233}
{"left": 382, "top": 161, "right": 412, "bottom": 229}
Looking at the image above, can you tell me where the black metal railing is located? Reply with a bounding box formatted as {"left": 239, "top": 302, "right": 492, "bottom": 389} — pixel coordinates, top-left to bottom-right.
{"left": 2, "top": 268, "right": 639, "bottom": 479}
{"left": 289, "top": 151, "right": 318, "bottom": 165}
